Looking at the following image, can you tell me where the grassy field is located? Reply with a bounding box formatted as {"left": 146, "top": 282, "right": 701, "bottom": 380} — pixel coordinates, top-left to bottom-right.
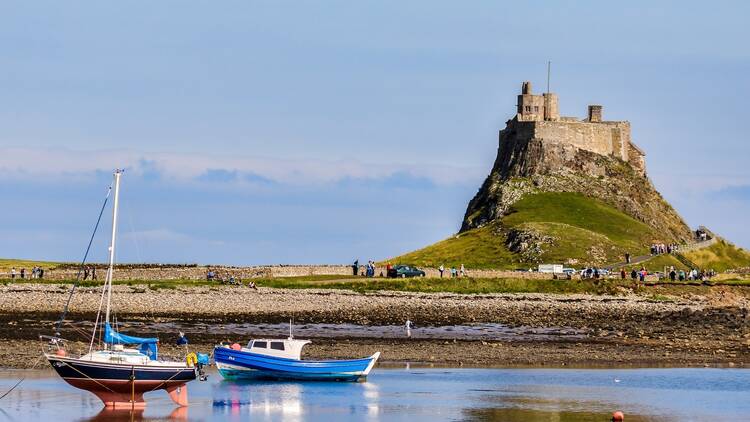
{"left": 388, "top": 192, "right": 658, "bottom": 269}
{"left": 0, "top": 258, "right": 61, "bottom": 271}
{"left": 681, "top": 239, "right": 750, "bottom": 272}
{"left": 3, "top": 273, "right": 750, "bottom": 294}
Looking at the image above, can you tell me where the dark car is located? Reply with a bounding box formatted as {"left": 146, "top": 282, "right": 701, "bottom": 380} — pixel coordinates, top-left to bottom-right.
{"left": 387, "top": 265, "right": 426, "bottom": 278}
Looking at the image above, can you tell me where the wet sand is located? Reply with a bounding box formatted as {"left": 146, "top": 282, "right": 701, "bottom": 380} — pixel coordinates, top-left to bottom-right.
{"left": 0, "top": 283, "right": 748, "bottom": 368}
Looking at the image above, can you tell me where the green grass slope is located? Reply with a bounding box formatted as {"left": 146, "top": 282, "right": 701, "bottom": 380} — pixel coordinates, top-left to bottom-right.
{"left": 388, "top": 192, "right": 658, "bottom": 269}
{"left": 680, "top": 239, "right": 750, "bottom": 272}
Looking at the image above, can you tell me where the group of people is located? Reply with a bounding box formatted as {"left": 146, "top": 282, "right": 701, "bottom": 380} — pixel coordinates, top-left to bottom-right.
{"left": 667, "top": 267, "right": 715, "bottom": 281}
{"left": 620, "top": 267, "right": 649, "bottom": 282}
{"left": 81, "top": 266, "right": 97, "bottom": 280}
{"left": 650, "top": 243, "right": 678, "bottom": 255}
{"left": 352, "top": 260, "right": 381, "bottom": 277}
{"left": 8, "top": 267, "right": 44, "bottom": 279}
{"left": 438, "top": 264, "right": 465, "bottom": 278}
{"left": 206, "top": 269, "right": 258, "bottom": 289}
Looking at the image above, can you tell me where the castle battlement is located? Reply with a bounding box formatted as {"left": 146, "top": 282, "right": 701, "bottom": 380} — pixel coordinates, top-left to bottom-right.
{"left": 509, "top": 81, "right": 646, "bottom": 175}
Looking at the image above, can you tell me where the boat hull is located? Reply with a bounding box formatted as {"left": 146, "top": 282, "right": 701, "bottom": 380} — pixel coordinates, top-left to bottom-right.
{"left": 214, "top": 347, "right": 379, "bottom": 382}
{"left": 46, "top": 355, "right": 196, "bottom": 408}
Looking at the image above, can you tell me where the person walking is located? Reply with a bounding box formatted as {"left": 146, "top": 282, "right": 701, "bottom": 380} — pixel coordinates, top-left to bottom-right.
{"left": 20, "top": 268, "right": 25, "bottom": 279}
{"left": 625, "top": 252, "right": 631, "bottom": 264}
{"left": 405, "top": 319, "right": 413, "bottom": 338}
{"left": 460, "top": 264, "right": 465, "bottom": 277}
{"left": 10, "top": 268, "right": 16, "bottom": 279}
{"left": 439, "top": 264, "right": 445, "bottom": 278}
{"left": 352, "top": 259, "right": 359, "bottom": 276}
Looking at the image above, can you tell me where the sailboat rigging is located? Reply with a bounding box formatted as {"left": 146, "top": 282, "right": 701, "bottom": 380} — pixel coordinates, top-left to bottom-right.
{"left": 43, "top": 169, "right": 203, "bottom": 408}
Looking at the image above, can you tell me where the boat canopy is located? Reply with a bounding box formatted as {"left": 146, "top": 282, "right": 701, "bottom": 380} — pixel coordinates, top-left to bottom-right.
{"left": 104, "top": 323, "right": 159, "bottom": 359}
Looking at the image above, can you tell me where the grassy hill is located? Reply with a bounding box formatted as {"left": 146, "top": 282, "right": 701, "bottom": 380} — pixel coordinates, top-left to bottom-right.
{"left": 680, "top": 239, "right": 750, "bottom": 272}
{"left": 387, "top": 192, "right": 660, "bottom": 269}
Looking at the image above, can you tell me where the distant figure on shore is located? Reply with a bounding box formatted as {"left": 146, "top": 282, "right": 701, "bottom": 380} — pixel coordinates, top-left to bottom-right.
{"left": 352, "top": 260, "right": 359, "bottom": 276}
{"left": 405, "top": 319, "right": 413, "bottom": 338}
{"left": 439, "top": 264, "right": 445, "bottom": 278}
{"left": 91, "top": 267, "right": 97, "bottom": 280}
{"left": 630, "top": 269, "right": 637, "bottom": 281}
{"left": 625, "top": 253, "right": 630, "bottom": 264}
{"left": 450, "top": 267, "right": 457, "bottom": 278}
{"left": 10, "top": 268, "right": 16, "bottom": 279}
{"left": 460, "top": 264, "right": 465, "bottom": 277}
{"left": 620, "top": 268, "right": 626, "bottom": 279}
{"left": 247, "top": 280, "right": 258, "bottom": 290}
{"left": 176, "top": 331, "right": 189, "bottom": 345}
{"left": 83, "top": 267, "right": 89, "bottom": 280}
{"left": 20, "top": 268, "right": 25, "bottom": 279}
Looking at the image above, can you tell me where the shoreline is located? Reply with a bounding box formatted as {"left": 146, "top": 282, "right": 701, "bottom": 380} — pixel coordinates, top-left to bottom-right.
{"left": 1, "top": 283, "right": 748, "bottom": 368}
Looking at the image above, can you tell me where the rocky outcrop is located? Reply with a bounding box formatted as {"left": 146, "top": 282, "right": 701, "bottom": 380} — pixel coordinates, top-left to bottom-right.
{"left": 461, "top": 118, "right": 692, "bottom": 242}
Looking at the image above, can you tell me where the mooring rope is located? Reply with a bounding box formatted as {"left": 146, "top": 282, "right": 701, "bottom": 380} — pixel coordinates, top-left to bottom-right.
{"left": 0, "top": 354, "right": 44, "bottom": 401}
{"left": 55, "top": 185, "right": 112, "bottom": 336}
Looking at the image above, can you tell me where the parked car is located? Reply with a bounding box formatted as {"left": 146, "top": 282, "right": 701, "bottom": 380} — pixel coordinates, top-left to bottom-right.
{"left": 387, "top": 265, "right": 425, "bottom": 278}
{"left": 562, "top": 268, "right": 577, "bottom": 276}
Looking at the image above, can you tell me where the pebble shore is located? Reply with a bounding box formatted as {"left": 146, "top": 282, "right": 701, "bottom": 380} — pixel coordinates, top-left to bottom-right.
{"left": 0, "top": 283, "right": 748, "bottom": 368}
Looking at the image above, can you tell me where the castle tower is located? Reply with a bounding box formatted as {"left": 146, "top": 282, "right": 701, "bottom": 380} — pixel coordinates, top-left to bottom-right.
{"left": 587, "top": 105, "right": 603, "bottom": 122}
{"left": 516, "top": 81, "right": 559, "bottom": 122}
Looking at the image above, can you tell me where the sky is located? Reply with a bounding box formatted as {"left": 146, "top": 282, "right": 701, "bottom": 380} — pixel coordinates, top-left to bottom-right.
{"left": 0, "top": 1, "right": 748, "bottom": 265}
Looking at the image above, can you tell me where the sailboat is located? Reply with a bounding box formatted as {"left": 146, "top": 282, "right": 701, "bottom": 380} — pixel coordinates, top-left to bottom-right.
{"left": 44, "top": 169, "right": 200, "bottom": 408}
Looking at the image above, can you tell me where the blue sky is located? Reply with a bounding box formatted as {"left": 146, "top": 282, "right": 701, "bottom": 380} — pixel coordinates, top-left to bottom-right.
{"left": 1, "top": 1, "right": 748, "bottom": 264}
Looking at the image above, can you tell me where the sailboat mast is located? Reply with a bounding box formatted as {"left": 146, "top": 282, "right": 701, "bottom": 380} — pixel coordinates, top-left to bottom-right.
{"left": 104, "top": 170, "right": 122, "bottom": 327}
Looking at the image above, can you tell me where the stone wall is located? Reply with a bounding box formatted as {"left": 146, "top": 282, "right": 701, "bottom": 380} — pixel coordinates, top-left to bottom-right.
{"left": 14, "top": 264, "right": 562, "bottom": 281}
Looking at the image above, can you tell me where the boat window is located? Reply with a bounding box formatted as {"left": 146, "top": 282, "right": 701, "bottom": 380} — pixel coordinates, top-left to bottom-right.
{"left": 270, "top": 342, "right": 285, "bottom": 351}
{"left": 253, "top": 341, "right": 267, "bottom": 349}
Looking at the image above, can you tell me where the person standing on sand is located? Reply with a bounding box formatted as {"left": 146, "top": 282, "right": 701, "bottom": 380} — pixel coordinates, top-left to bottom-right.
{"left": 20, "top": 268, "right": 25, "bottom": 279}
{"left": 625, "top": 252, "right": 630, "bottom": 264}
{"left": 439, "top": 264, "right": 445, "bottom": 278}
{"left": 405, "top": 319, "right": 413, "bottom": 338}
{"left": 460, "top": 264, "right": 465, "bottom": 277}
{"left": 352, "top": 259, "right": 359, "bottom": 276}
{"left": 10, "top": 268, "right": 16, "bottom": 279}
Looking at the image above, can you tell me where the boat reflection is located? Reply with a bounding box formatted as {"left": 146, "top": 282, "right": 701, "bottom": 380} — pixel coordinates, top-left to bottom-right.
{"left": 82, "top": 406, "right": 188, "bottom": 421}
{"left": 211, "top": 379, "right": 379, "bottom": 421}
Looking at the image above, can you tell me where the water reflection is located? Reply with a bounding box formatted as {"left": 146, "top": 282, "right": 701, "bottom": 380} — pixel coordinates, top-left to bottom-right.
{"left": 465, "top": 407, "right": 655, "bottom": 422}
{"left": 1, "top": 367, "right": 749, "bottom": 421}
{"left": 82, "top": 407, "right": 188, "bottom": 422}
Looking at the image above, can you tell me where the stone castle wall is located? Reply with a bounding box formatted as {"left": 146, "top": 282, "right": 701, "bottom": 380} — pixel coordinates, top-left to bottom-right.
{"left": 530, "top": 120, "right": 643, "bottom": 173}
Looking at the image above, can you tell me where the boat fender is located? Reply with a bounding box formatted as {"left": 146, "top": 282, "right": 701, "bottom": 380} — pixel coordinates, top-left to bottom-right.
{"left": 55, "top": 349, "right": 67, "bottom": 357}
{"left": 230, "top": 343, "right": 241, "bottom": 351}
{"left": 186, "top": 352, "right": 198, "bottom": 367}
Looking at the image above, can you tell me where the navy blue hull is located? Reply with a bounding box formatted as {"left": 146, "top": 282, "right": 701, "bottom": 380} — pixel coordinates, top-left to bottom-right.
{"left": 46, "top": 355, "right": 196, "bottom": 407}
{"left": 214, "top": 346, "right": 379, "bottom": 382}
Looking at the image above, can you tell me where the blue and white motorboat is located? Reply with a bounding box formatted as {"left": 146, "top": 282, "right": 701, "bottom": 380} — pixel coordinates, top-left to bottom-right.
{"left": 214, "top": 336, "right": 380, "bottom": 382}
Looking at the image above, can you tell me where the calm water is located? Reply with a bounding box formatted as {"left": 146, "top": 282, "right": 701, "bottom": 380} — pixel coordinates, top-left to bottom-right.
{"left": 0, "top": 367, "right": 748, "bottom": 421}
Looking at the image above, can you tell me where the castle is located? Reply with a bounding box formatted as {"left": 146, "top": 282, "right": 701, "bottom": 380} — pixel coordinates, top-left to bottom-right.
{"left": 508, "top": 81, "right": 646, "bottom": 175}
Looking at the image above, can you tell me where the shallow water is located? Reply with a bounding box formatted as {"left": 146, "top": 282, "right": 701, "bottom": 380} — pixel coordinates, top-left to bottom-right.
{"left": 1, "top": 367, "right": 748, "bottom": 421}
{"left": 44, "top": 319, "right": 586, "bottom": 341}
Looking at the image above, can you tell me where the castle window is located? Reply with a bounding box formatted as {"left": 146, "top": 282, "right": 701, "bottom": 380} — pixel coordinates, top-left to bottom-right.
{"left": 524, "top": 106, "right": 531, "bottom": 112}
{"left": 534, "top": 106, "right": 539, "bottom": 112}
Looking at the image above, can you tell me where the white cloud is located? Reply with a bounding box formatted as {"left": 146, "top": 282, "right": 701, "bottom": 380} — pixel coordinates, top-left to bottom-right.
{"left": 0, "top": 146, "right": 482, "bottom": 187}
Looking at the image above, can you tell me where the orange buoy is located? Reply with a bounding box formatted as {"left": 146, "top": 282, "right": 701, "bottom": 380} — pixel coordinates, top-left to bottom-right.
{"left": 611, "top": 411, "right": 624, "bottom": 421}
{"left": 56, "top": 349, "right": 67, "bottom": 357}
{"left": 230, "top": 343, "right": 241, "bottom": 351}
